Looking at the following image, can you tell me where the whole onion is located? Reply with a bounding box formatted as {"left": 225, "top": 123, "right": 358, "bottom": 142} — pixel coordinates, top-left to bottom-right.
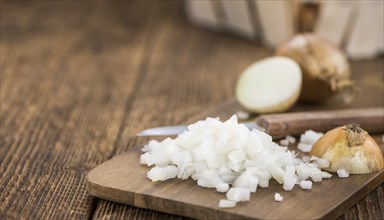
{"left": 275, "top": 33, "right": 354, "bottom": 102}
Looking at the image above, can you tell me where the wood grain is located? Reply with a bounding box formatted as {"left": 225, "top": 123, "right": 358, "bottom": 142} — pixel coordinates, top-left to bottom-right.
{"left": 87, "top": 145, "right": 384, "bottom": 220}
{"left": 1, "top": 1, "right": 159, "bottom": 219}
{"left": 0, "top": 1, "right": 383, "bottom": 220}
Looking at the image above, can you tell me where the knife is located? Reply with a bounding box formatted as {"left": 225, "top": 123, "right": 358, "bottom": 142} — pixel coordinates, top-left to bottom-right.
{"left": 137, "top": 107, "right": 384, "bottom": 139}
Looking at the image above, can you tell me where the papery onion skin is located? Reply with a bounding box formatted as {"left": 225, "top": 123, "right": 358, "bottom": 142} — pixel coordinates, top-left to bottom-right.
{"left": 275, "top": 33, "right": 353, "bottom": 102}
{"left": 310, "top": 124, "right": 384, "bottom": 174}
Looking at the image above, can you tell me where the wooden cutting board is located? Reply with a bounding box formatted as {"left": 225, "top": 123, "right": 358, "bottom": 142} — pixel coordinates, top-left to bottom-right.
{"left": 87, "top": 99, "right": 384, "bottom": 219}
{"left": 87, "top": 146, "right": 383, "bottom": 219}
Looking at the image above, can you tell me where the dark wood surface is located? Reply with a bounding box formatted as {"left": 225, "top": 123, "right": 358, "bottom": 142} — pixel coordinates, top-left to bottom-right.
{"left": 1, "top": 1, "right": 383, "bottom": 220}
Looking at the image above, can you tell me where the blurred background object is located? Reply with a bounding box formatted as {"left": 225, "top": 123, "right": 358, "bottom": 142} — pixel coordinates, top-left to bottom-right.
{"left": 185, "top": 0, "right": 384, "bottom": 60}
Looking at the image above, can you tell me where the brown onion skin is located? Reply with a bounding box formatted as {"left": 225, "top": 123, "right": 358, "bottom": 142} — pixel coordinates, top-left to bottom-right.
{"left": 275, "top": 33, "right": 351, "bottom": 102}
{"left": 310, "top": 125, "right": 384, "bottom": 173}
{"left": 364, "top": 135, "right": 384, "bottom": 171}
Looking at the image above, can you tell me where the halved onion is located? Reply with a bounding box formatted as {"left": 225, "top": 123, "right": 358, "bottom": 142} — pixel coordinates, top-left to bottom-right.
{"left": 310, "top": 124, "right": 384, "bottom": 174}
{"left": 235, "top": 56, "right": 302, "bottom": 113}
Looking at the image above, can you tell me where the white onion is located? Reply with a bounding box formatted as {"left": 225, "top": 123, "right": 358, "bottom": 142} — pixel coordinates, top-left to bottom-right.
{"left": 235, "top": 110, "right": 250, "bottom": 120}
{"left": 310, "top": 156, "right": 330, "bottom": 168}
{"left": 280, "top": 135, "right": 296, "bottom": 146}
{"left": 321, "top": 171, "right": 332, "bottom": 179}
{"left": 310, "top": 168, "right": 323, "bottom": 182}
{"left": 226, "top": 187, "right": 251, "bottom": 202}
{"left": 280, "top": 139, "right": 290, "bottom": 146}
{"left": 297, "top": 130, "right": 324, "bottom": 153}
{"left": 337, "top": 169, "right": 350, "bottom": 178}
{"left": 286, "top": 135, "right": 296, "bottom": 144}
{"left": 233, "top": 171, "right": 259, "bottom": 192}
{"left": 300, "top": 130, "right": 324, "bottom": 145}
{"left": 274, "top": 193, "right": 283, "bottom": 202}
{"left": 215, "top": 183, "right": 230, "bottom": 193}
{"left": 219, "top": 199, "right": 236, "bottom": 208}
{"left": 296, "top": 162, "right": 312, "bottom": 180}
{"left": 140, "top": 116, "right": 336, "bottom": 208}
{"left": 140, "top": 152, "right": 151, "bottom": 165}
{"left": 283, "top": 174, "right": 297, "bottom": 191}
{"left": 297, "top": 143, "right": 313, "bottom": 153}
{"left": 235, "top": 56, "right": 302, "bottom": 113}
{"left": 299, "top": 180, "right": 313, "bottom": 189}
{"left": 141, "top": 140, "right": 160, "bottom": 152}
{"left": 147, "top": 166, "right": 178, "bottom": 181}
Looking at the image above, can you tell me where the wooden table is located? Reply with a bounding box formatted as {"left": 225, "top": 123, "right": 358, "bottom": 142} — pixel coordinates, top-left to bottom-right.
{"left": 1, "top": 1, "right": 383, "bottom": 219}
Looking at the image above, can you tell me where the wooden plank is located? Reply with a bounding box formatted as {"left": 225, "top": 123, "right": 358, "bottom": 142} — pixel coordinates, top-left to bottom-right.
{"left": 87, "top": 145, "right": 384, "bottom": 219}
{"left": 0, "top": 1, "right": 157, "bottom": 219}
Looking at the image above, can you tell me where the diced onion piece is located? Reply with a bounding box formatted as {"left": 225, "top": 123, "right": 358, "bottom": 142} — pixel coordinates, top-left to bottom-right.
{"left": 233, "top": 170, "right": 259, "bottom": 192}
{"left": 274, "top": 193, "right": 283, "bottom": 202}
{"left": 285, "top": 165, "right": 296, "bottom": 176}
{"left": 300, "top": 130, "right": 324, "bottom": 145}
{"left": 337, "top": 169, "right": 350, "bottom": 178}
{"left": 215, "top": 183, "right": 230, "bottom": 193}
{"left": 310, "top": 168, "right": 322, "bottom": 182}
{"left": 280, "top": 139, "right": 290, "bottom": 146}
{"left": 298, "top": 143, "right": 313, "bottom": 153}
{"left": 269, "top": 164, "right": 285, "bottom": 184}
{"left": 147, "top": 166, "right": 178, "bottom": 182}
{"left": 226, "top": 187, "right": 251, "bottom": 202}
{"left": 140, "top": 152, "right": 151, "bottom": 165}
{"left": 296, "top": 163, "right": 311, "bottom": 180}
{"left": 299, "top": 180, "right": 313, "bottom": 189}
{"left": 312, "top": 157, "right": 330, "bottom": 168}
{"left": 280, "top": 135, "right": 296, "bottom": 146}
{"left": 235, "top": 110, "right": 250, "bottom": 120}
{"left": 219, "top": 199, "right": 237, "bottom": 208}
{"left": 141, "top": 140, "right": 160, "bottom": 152}
{"left": 321, "top": 171, "right": 332, "bottom": 178}
{"left": 283, "top": 174, "right": 297, "bottom": 191}
{"left": 258, "top": 178, "right": 269, "bottom": 188}
{"left": 287, "top": 135, "right": 296, "bottom": 144}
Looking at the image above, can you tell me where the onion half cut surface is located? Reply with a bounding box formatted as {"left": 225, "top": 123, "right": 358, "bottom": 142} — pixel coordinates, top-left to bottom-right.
{"left": 235, "top": 56, "right": 302, "bottom": 113}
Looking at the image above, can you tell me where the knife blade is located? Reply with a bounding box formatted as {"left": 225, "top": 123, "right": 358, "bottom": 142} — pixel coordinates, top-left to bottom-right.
{"left": 137, "top": 107, "right": 384, "bottom": 139}
{"left": 137, "top": 122, "right": 265, "bottom": 137}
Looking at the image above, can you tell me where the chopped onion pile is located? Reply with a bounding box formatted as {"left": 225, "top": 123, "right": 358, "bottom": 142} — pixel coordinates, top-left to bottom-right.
{"left": 140, "top": 116, "right": 332, "bottom": 208}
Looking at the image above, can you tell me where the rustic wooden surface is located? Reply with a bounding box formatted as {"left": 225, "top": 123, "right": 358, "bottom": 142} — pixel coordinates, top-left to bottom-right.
{"left": 0, "top": 1, "right": 383, "bottom": 220}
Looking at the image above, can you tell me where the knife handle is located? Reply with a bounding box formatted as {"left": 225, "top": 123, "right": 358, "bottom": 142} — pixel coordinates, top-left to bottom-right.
{"left": 255, "top": 107, "right": 384, "bottom": 139}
